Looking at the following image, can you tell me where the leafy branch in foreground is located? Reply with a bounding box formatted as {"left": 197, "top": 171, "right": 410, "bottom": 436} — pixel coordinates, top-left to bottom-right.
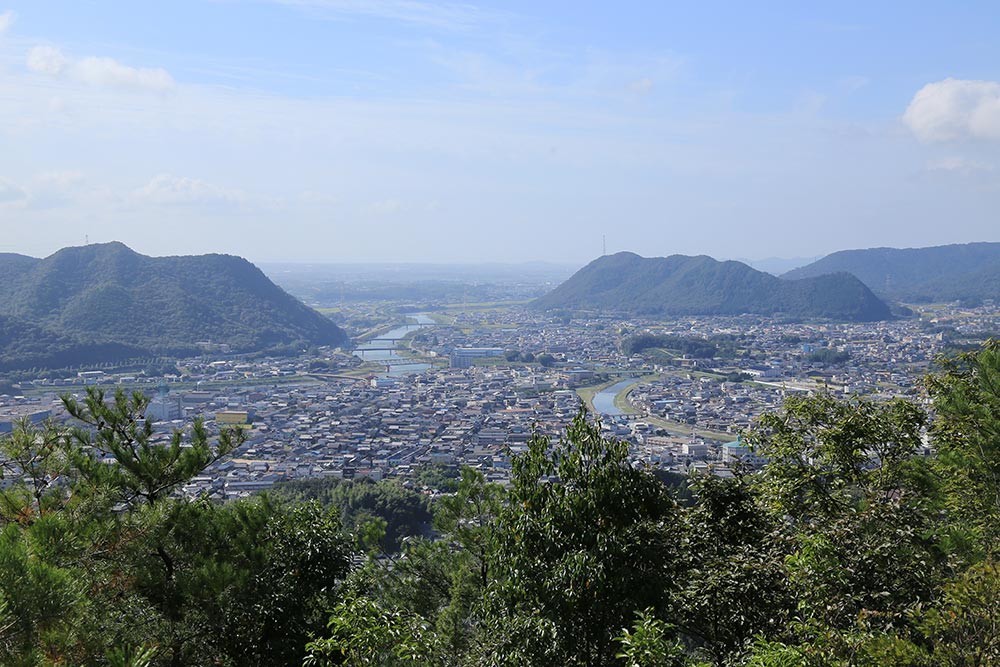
{"left": 62, "top": 386, "right": 243, "bottom": 505}
{"left": 926, "top": 338, "right": 1000, "bottom": 552}
{"left": 0, "top": 418, "right": 71, "bottom": 524}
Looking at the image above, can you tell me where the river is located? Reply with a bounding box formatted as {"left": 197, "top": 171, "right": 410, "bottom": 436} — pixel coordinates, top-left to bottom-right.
{"left": 592, "top": 378, "right": 641, "bottom": 416}
{"left": 353, "top": 313, "right": 435, "bottom": 376}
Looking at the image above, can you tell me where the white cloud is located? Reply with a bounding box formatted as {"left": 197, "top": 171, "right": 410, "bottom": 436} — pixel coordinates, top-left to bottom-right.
{"left": 26, "top": 45, "right": 174, "bottom": 91}
{"left": 36, "top": 170, "right": 86, "bottom": 187}
{"left": 26, "top": 45, "right": 68, "bottom": 75}
{"left": 47, "top": 96, "right": 68, "bottom": 113}
{"left": 25, "top": 170, "right": 89, "bottom": 209}
{"left": 925, "top": 156, "right": 994, "bottom": 173}
{"left": 0, "top": 10, "right": 14, "bottom": 35}
{"left": 0, "top": 178, "right": 26, "bottom": 204}
{"left": 74, "top": 56, "right": 174, "bottom": 90}
{"left": 903, "top": 78, "right": 1000, "bottom": 142}
{"left": 920, "top": 156, "right": 998, "bottom": 190}
{"left": 135, "top": 174, "right": 245, "bottom": 206}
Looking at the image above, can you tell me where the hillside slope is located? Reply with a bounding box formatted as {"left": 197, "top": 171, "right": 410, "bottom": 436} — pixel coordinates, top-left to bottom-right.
{"left": 533, "top": 252, "right": 891, "bottom": 321}
{"left": 783, "top": 242, "right": 1000, "bottom": 304}
{"left": 0, "top": 242, "right": 347, "bottom": 367}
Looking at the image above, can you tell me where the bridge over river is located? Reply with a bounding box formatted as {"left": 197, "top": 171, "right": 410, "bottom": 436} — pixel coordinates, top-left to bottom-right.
{"left": 352, "top": 313, "right": 436, "bottom": 375}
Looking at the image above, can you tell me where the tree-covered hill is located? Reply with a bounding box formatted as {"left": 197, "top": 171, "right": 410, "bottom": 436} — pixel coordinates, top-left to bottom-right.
{"left": 270, "top": 475, "right": 433, "bottom": 552}
{"left": 0, "top": 253, "right": 39, "bottom": 285}
{"left": 533, "top": 251, "right": 892, "bottom": 321}
{"left": 0, "top": 242, "right": 348, "bottom": 368}
{"left": 784, "top": 241, "right": 1000, "bottom": 305}
{"left": 0, "top": 314, "right": 148, "bottom": 372}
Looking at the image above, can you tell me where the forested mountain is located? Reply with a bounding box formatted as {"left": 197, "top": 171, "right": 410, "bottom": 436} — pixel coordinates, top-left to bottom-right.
{"left": 0, "top": 253, "right": 39, "bottom": 285}
{"left": 533, "top": 252, "right": 892, "bottom": 321}
{"left": 0, "top": 242, "right": 347, "bottom": 369}
{"left": 784, "top": 241, "right": 1000, "bottom": 305}
{"left": 0, "top": 314, "right": 149, "bottom": 373}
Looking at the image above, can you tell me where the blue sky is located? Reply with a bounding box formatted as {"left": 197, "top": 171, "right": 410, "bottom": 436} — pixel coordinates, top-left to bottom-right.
{"left": 1, "top": 1, "right": 999, "bottom": 264}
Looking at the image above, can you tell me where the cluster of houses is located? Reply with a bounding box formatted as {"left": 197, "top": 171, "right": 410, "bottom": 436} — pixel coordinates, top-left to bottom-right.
{"left": 1, "top": 300, "right": 996, "bottom": 496}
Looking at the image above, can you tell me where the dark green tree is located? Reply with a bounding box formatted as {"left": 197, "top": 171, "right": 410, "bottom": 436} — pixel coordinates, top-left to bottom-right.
{"left": 674, "top": 474, "right": 793, "bottom": 665}
{"left": 926, "top": 339, "right": 1000, "bottom": 552}
{"left": 0, "top": 418, "right": 73, "bottom": 525}
{"left": 746, "top": 393, "right": 947, "bottom": 658}
{"left": 480, "top": 408, "right": 681, "bottom": 665}
{"left": 325, "top": 467, "right": 504, "bottom": 661}
{"left": 62, "top": 387, "right": 243, "bottom": 505}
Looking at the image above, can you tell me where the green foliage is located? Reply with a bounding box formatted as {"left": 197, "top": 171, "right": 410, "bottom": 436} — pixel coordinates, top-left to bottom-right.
{"left": 328, "top": 467, "right": 505, "bottom": 661}
{"left": 622, "top": 333, "right": 734, "bottom": 359}
{"left": 77, "top": 496, "right": 352, "bottom": 666}
{"left": 105, "top": 645, "right": 158, "bottom": 667}
{"left": 0, "top": 388, "right": 352, "bottom": 666}
{"left": 745, "top": 560, "right": 1000, "bottom": 666}
{"left": 7, "top": 343, "right": 1000, "bottom": 665}
{"left": 616, "top": 609, "right": 687, "bottom": 667}
{"left": 534, "top": 252, "right": 891, "bottom": 321}
{"left": 304, "top": 594, "right": 443, "bottom": 666}
{"left": 0, "top": 419, "right": 72, "bottom": 524}
{"left": 270, "top": 475, "right": 432, "bottom": 552}
{"left": 785, "top": 241, "right": 1000, "bottom": 304}
{"left": 535, "top": 352, "right": 556, "bottom": 367}
{"left": 0, "top": 242, "right": 347, "bottom": 371}
{"left": 926, "top": 339, "right": 1000, "bottom": 551}
{"left": 749, "top": 393, "right": 946, "bottom": 636}
{"left": 0, "top": 523, "right": 82, "bottom": 662}
{"left": 62, "top": 386, "right": 243, "bottom": 505}
{"left": 503, "top": 349, "right": 538, "bottom": 363}
{"left": 433, "top": 467, "right": 504, "bottom": 590}
{"left": 482, "top": 408, "right": 680, "bottom": 664}
{"left": 783, "top": 502, "right": 945, "bottom": 633}
{"left": 748, "top": 393, "right": 930, "bottom": 523}
{"left": 915, "top": 559, "right": 1000, "bottom": 665}
{"left": 650, "top": 469, "right": 695, "bottom": 506}
{"left": 805, "top": 348, "right": 851, "bottom": 364}
{"left": 0, "top": 313, "right": 148, "bottom": 373}
{"left": 411, "top": 463, "right": 461, "bottom": 492}
{"left": 674, "top": 474, "right": 793, "bottom": 664}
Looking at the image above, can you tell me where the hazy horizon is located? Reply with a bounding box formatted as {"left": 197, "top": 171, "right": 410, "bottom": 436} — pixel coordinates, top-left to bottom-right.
{"left": 0, "top": 239, "right": 993, "bottom": 280}
{"left": 2, "top": 2, "right": 1000, "bottom": 264}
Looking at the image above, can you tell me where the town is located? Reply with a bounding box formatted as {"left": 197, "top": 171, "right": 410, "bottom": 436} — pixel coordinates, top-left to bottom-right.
{"left": 2, "top": 299, "right": 995, "bottom": 499}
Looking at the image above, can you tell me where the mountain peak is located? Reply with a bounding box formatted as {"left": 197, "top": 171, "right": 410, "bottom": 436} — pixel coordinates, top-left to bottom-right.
{"left": 48, "top": 240, "right": 139, "bottom": 258}
{"left": 0, "top": 245, "right": 348, "bottom": 370}
{"left": 785, "top": 242, "right": 1000, "bottom": 304}
{"left": 535, "top": 252, "right": 891, "bottom": 321}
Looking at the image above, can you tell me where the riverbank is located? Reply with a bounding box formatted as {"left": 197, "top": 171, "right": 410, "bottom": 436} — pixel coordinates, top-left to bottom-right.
{"left": 576, "top": 378, "right": 619, "bottom": 411}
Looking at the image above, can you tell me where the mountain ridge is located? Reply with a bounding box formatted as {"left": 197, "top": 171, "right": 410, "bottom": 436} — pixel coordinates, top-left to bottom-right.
{"left": 783, "top": 242, "right": 1000, "bottom": 304}
{"left": 533, "top": 252, "right": 892, "bottom": 321}
{"left": 0, "top": 242, "right": 348, "bottom": 370}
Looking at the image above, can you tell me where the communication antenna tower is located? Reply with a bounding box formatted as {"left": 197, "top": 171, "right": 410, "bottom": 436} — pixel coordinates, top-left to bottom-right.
{"left": 603, "top": 235, "right": 607, "bottom": 256}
